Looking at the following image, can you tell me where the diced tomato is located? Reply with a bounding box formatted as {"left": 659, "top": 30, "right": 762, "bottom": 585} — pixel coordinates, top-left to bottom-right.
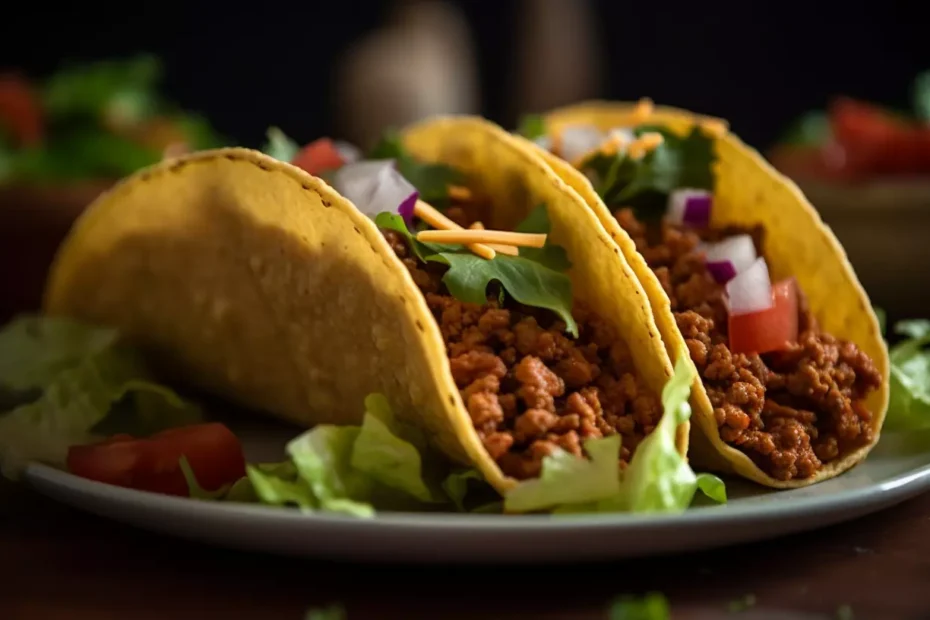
{"left": 728, "top": 278, "right": 799, "bottom": 356}
{"left": 829, "top": 97, "right": 930, "bottom": 177}
{"left": 66, "top": 423, "right": 247, "bottom": 497}
{"left": 0, "top": 73, "right": 43, "bottom": 146}
{"left": 290, "top": 138, "right": 346, "bottom": 176}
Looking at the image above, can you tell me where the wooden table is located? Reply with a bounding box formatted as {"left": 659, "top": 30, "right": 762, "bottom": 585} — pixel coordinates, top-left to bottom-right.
{"left": 2, "top": 477, "right": 928, "bottom": 620}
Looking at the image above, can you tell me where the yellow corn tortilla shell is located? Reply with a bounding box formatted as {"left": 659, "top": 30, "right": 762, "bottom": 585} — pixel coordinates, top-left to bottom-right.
{"left": 522, "top": 100, "right": 890, "bottom": 488}
{"left": 43, "top": 117, "right": 679, "bottom": 497}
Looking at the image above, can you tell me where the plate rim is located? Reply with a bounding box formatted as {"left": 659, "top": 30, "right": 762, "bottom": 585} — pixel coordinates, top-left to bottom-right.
{"left": 24, "top": 457, "right": 930, "bottom": 532}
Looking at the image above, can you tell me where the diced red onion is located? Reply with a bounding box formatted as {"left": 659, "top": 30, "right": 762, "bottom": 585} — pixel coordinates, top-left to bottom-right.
{"left": 702, "top": 234, "right": 757, "bottom": 284}
{"left": 667, "top": 189, "right": 712, "bottom": 228}
{"left": 333, "top": 159, "right": 418, "bottom": 224}
{"left": 726, "top": 257, "right": 773, "bottom": 315}
{"left": 560, "top": 125, "right": 605, "bottom": 163}
{"left": 333, "top": 140, "right": 361, "bottom": 165}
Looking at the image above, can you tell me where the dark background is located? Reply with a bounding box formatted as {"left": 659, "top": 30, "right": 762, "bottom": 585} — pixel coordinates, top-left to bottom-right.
{"left": 3, "top": 1, "right": 928, "bottom": 150}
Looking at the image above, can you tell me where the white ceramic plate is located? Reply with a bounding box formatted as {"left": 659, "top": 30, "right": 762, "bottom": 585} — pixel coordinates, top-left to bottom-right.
{"left": 23, "top": 418, "right": 930, "bottom": 564}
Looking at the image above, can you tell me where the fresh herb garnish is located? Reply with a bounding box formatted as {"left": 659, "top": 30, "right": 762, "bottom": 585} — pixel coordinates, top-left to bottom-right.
{"left": 368, "top": 130, "right": 463, "bottom": 206}
{"left": 778, "top": 111, "right": 832, "bottom": 147}
{"left": 579, "top": 125, "right": 716, "bottom": 218}
{"left": 375, "top": 205, "right": 577, "bottom": 336}
{"left": 262, "top": 126, "right": 300, "bottom": 162}
{"left": 516, "top": 114, "right": 548, "bottom": 141}
{"left": 609, "top": 592, "right": 670, "bottom": 620}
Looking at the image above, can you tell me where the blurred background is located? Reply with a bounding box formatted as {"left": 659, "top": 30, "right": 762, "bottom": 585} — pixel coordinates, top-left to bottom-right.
{"left": 2, "top": 0, "right": 929, "bottom": 325}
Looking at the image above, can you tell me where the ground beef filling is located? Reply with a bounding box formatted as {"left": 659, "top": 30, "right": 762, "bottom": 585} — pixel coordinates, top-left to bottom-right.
{"left": 615, "top": 208, "right": 882, "bottom": 481}
{"left": 380, "top": 224, "right": 662, "bottom": 480}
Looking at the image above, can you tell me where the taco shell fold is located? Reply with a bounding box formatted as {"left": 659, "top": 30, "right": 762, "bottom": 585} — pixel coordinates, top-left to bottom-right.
{"left": 523, "top": 100, "right": 890, "bottom": 488}
{"left": 43, "top": 115, "right": 680, "bottom": 496}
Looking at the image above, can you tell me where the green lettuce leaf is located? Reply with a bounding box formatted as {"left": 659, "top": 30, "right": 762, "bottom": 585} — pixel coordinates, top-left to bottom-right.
{"left": 246, "top": 461, "right": 317, "bottom": 511}
{"left": 503, "top": 349, "right": 726, "bottom": 514}
{"left": 42, "top": 54, "right": 162, "bottom": 122}
{"left": 516, "top": 114, "right": 547, "bottom": 141}
{"left": 0, "top": 316, "right": 200, "bottom": 479}
{"left": 374, "top": 209, "right": 577, "bottom": 336}
{"left": 913, "top": 72, "right": 930, "bottom": 123}
{"left": 777, "top": 111, "right": 832, "bottom": 147}
{"left": 609, "top": 592, "right": 670, "bottom": 620}
{"left": 263, "top": 126, "right": 299, "bottom": 162}
{"left": 368, "top": 130, "right": 463, "bottom": 206}
{"left": 580, "top": 125, "right": 716, "bottom": 217}
{"left": 886, "top": 319, "right": 930, "bottom": 431}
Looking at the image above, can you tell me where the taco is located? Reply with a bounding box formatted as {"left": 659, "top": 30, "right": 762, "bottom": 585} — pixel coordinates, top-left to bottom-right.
{"left": 41, "top": 115, "right": 688, "bottom": 504}
{"left": 516, "top": 100, "right": 889, "bottom": 488}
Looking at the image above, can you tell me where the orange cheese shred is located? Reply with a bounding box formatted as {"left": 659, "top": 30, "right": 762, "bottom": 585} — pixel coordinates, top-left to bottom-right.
{"left": 448, "top": 185, "right": 473, "bottom": 202}
{"left": 468, "top": 222, "right": 519, "bottom": 256}
{"left": 414, "top": 200, "right": 496, "bottom": 260}
{"left": 417, "top": 229, "right": 547, "bottom": 248}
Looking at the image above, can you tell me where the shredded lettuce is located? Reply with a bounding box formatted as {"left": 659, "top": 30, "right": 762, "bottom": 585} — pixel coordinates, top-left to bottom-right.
{"left": 886, "top": 319, "right": 930, "bottom": 431}
{"left": 516, "top": 114, "right": 548, "bottom": 141}
{"left": 504, "top": 350, "right": 726, "bottom": 514}
{"left": 0, "top": 316, "right": 201, "bottom": 479}
{"left": 375, "top": 206, "right": 577, "bottom": 336}
{"left": 263, "top": 126, "right": 299, "bottom": 162}
{"left": 609, "top": 592, "right": 670, "bottom": 620}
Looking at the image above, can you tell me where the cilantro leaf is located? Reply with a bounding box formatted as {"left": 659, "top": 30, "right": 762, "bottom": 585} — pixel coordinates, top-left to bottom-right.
{"left": 435, "top": 252, "right": 576, "bottom": 335}
{"left": 778, "top": 111, "right": 832, "bottom": 146}
{"left": 263, "top": 126, "right": 299, "bottom": 162}
{"left": 914, "top": 72, "right": 930, "bottom": 123}
{"left": 374, "top": 210, "right": 577, "bottom": 336}
{"left": 580, "top": 125, "right": 716, "bottom": 218}
{"left": 368, "top": 130, "right": 463, "bottom": 206}
{"left": 517, "top": 114, "right": 547, "bottom": 140}
{"left": 514, "top": 203, "right": 571, "bottom": 270}
{"left": 609, "top": 592, "right": 670, "bottom": 620}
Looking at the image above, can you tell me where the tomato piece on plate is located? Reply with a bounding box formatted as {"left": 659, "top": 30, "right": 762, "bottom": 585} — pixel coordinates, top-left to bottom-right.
{"left": 66, "top": 423, "right": 246, "bottom": 497}
{"left": 0, "top": 74, "right": 43, "bottom": 146}
{"left": 132, "top": 422, "right": 247, "bottom": 497}
{"left": 728, "top": 278, "right": 799, "bottom": 356}
{"left": 67, "top": 437, "right": 142, "bottom": 489}
{"left": 290, "top": 138, "right": 346, "bottom": 176}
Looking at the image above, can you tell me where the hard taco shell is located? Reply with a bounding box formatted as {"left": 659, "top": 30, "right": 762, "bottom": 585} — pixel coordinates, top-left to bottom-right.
{"left": 522, "top": 101, "right": 889, "bottom": 488}
{"left": 43, "top": 115, "right": 680, "bottom": 497}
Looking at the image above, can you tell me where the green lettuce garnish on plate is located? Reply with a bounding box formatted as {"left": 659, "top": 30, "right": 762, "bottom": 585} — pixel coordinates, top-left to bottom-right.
{"left": 0, "top": 316, "right": 202, "bottom": 479}
{"left": 504, "top": 350, "right": 726, "bottom": 514}
{"left": 886, "top": 319, "right": 930, "bottom": 431}
{"left": 262, "top": 126, "right": 300, "bottom": 162}
{"left": 226, "top": 394, "right": 450, "bottom": 517}
{"left": 516, "top": 114, "right": 548, "bottom": 141}
{"left": 375, "top": 205, "right": 577, "bottom": 336}
{"left": 609, "top": 592, "right": 670, "bottom": 620}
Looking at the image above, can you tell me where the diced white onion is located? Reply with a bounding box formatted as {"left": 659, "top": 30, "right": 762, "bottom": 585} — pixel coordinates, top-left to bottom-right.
{"left": 333, "top": 140, "right": 362, "bottom": 165}
{"left": 532, "top": 135, "right": 553, "bottom": 152}
{"left": 333, "top": 159, "right": 418, "bottom": 221}
{"left": 726, "top": 257, "right": 773, "bottom": 315}
{"left": 559, "top": 125, "right": 605, "bottom": 163}
{"left": 703, "top": 234, "right": 757, "bottom": 283}
{"left": 666, "top": 188, "right": 712, "bottom": 228}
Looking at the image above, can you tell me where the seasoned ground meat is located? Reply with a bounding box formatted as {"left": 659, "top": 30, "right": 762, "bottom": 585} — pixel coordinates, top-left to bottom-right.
{"left": 381, "top": 207, "right": 663, "bottom": 480}
{"left": 615, "top": 208, "right": 882, "bottom": 481}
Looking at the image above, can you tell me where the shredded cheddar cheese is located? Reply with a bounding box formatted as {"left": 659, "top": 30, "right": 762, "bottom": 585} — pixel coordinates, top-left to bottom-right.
{"left": 414, "top": 200, "right": 496, "bottom": 260}
{"left": 632, "top": 97, "right": 654, "bottom": 122}
{"left": 448, "top": 185, "right": 473, "bottom": 202}
{"left": 468, "top": 222, "right": 519, "bottom": 255}
{"left": 417, "top": 229, "right": 547, "bottom": 248}
{"left": 700, "top": 119, "right": 728, "bottom": 138}
{"left": 627, "top": 131, "right": 664, "bottom": 160}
